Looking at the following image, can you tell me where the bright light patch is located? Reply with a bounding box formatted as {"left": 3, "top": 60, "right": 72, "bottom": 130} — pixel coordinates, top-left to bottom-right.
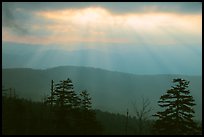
{"left": 2, "top": 3, "right": 202, "bottom": 76}
{"left": 36, "top": 8, "right": 201, "bottom": 32}
{"left": 2, "top": 6, "right": 202, "bottom": 50}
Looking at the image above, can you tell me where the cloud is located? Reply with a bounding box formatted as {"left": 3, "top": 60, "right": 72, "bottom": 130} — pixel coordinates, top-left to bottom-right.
{"left": 2, "top": 27, "right": 129, "bottom": 46}
{"left": 2, "top": 3, "right": 202, "bottom": 50}
{"left": 2, "top": 3, "right": 29, "bottom": 35}
{"left": 3, "top": 2, "right": 201, "bottom": 14}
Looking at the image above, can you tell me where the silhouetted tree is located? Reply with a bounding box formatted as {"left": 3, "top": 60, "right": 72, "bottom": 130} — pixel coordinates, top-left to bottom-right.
{"left": 2, "top": 86, "right": 16, "bottom": 98}
{"left": 54, "top": 78, "right": 80, "bottom": 109}
{"left": 132, "top": 97, "right": 153, "bottom": 134}
{"left": 80, "top": 90, "right": 92, "bottom": 110}
{"left": 152, "top": 78, "right": 198, "bottom": 135}
{"left": 44, "top": 79, "right": 103, "bottom": 134}
{"left": 44, "top": 78, "right": 81, "bottom": 134}
{"left": 79, "top": 90, "right": 103, "bottom": 134}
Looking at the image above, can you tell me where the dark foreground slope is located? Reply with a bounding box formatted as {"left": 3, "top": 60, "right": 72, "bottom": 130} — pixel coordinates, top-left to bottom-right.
{"left": 2, "top": 95, "right": 202, "bottom": 135}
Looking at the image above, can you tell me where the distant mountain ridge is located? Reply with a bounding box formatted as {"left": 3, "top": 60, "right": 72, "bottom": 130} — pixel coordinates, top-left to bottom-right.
{"left": 2, "top": 66, "right": 202, "bottom": 120}
{"left": 3, "top": 42, "right": 202, "bottom": 75}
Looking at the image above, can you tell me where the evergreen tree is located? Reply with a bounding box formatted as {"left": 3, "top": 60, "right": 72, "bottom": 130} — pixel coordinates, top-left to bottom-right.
{"left": 79, "top": 90, "right": 103, "bottom": 134}
{"left": 55, "top": 78, "right": 80, "bottom": 109}
{"left": 44, "top": 79, "right": 103, "bottom": 134}
{"left": 45, "top": 78, "right": 80, "bottom": 109}
{"left": 80, "top": 90, "right": 92, "bottom": 110}
{"left": 152, "top": 78, "right": 198, "bottom": 135}
{"left": 44, "top": 78, "right": 80, "bottom": 133}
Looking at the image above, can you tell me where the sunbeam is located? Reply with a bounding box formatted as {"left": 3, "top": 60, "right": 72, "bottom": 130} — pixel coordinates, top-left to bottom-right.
{"left": 2, "top": 2, "right": 201, "bottom": 74}
{"left": 2, "top": 3, "right": 202, "bottom": 135}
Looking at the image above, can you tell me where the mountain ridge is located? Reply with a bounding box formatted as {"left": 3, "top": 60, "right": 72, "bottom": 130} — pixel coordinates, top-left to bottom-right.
{"left": 3, "top": 42, "right": 202, "bottom": 75}
{"left": 2, "top": 66, "right": 202, "bottom": 120}
{"left": 3, "top": 65, "right": 202, "bottom": 77}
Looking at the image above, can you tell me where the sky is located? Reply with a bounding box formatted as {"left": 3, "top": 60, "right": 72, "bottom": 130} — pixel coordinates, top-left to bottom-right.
{"left": 2, "top": 2, "right": 202, "bottom": 75}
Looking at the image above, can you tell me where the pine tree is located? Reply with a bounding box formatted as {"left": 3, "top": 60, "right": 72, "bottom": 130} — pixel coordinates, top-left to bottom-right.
{"left": 79, "top": 90, "right": 103, "bottom": 134}
{"left": 152, "top": 78, "right": 198, "bottom": 135}
{"left": 45, "top": 78, "right": 80, "bottom": 109}
{"left": 80, "top": 90, "right": 92, "bottom": 110}
{"left": 44, "top": 78, "right": 81, "bottom": 133}
{"left": 44, "top": 79, "right": 103, "bottom": 134}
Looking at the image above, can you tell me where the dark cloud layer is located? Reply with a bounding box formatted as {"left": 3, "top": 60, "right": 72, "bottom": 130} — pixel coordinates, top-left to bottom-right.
{"left": 2, "top": 2, "right": 201, "bottom": 35}
{"left": 3, "top": 2, "right": 202, "bottom": 14}
{"left": 2, "top": 3, "right": 28, "bottom": 35}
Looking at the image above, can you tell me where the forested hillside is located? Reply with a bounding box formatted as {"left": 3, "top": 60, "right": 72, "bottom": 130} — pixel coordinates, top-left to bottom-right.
{"left": 2, "top": 66, "right": 202, "bottom": 120}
